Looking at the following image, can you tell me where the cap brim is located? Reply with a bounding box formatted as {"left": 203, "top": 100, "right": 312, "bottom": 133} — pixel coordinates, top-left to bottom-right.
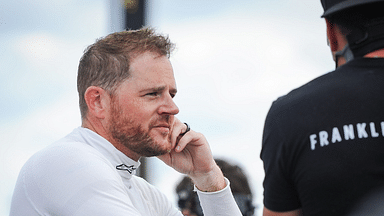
{"left": 322, "top": 0, "right": 384, "bottom": 17}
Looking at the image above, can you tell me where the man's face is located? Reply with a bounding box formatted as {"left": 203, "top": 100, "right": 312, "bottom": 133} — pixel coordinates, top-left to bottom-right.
{"left": 107, "top": 52, "right": 179, "bottom": 160}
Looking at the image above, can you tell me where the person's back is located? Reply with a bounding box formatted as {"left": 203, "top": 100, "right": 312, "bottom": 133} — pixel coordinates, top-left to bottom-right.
{"left": 262, "top": 57, "right": 384, "bottom": 215}
{"left": 261, "top": 1, "right": 384, "bottom": 215}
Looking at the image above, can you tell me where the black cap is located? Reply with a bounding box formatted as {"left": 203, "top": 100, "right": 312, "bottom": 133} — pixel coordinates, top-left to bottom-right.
{"left": 321, "top": 0, "right": 384, "bottom": 17}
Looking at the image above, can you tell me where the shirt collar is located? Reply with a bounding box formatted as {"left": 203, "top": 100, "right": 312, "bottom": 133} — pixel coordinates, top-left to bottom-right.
{"left": 75, "top": 127, "right": 141, "bottom": 179}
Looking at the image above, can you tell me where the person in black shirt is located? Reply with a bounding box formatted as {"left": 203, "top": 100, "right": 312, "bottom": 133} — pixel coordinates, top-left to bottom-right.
{"left": 261, "top": 0, "right": 384, "bottom": 215}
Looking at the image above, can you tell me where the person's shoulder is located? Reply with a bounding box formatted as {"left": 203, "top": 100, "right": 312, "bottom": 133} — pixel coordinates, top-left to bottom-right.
{"left": 31, "top": 136, "right": 103, "bottom": 165}
{"left": 273, "top": 59, "right": 375, "bottom": 110}
{"left": 21, "top": 134, "right": 116, "bottom": 186}
{"left": 13, "top": 134, "right": 128, "bottom": 215}
{"left": 271, "top": 70, "right": 336, "bottom": 109}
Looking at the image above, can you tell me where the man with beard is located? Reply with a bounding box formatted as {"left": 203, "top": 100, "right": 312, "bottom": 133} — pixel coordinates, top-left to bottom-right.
{"left": 10, "top": 28, "right": 242, "bottom": 216}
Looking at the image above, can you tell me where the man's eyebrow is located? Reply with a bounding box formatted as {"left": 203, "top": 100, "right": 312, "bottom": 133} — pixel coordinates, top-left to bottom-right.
{"left": 140, "top": 86, "right": 166, "bottom": 93}
{"left": 140, "top": 86, "right": 177, "bottom": 94}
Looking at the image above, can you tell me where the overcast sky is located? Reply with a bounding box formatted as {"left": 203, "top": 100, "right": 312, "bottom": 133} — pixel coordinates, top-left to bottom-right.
{"left": 1, "top": 1, "right": 334, "bottom": 215}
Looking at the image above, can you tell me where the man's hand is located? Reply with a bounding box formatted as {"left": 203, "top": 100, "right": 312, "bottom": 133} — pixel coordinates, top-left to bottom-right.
{"left": 157, "top": 119, "right": 226, "bottom": 192}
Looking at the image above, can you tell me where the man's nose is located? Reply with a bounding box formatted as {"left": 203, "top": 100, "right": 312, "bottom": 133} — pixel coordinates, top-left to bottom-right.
{"left": 158, "top": 94, "right": 179, "bottom": 115}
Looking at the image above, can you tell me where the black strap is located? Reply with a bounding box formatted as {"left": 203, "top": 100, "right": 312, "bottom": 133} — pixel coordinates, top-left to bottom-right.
{"left": 348, "top": 19, "right": 384, "bottom": 57}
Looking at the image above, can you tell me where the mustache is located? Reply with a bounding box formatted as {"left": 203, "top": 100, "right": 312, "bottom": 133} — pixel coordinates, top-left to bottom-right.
{"left": 149, "top": 115, "right": 172, "bottom": 129}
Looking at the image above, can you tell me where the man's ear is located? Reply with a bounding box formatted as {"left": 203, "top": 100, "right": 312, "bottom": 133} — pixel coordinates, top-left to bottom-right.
{"left": 325, "top": 18, "right": 339, "bottom": 52}
{"left": 84, "top": 86, "right": 110, "bottom": 119}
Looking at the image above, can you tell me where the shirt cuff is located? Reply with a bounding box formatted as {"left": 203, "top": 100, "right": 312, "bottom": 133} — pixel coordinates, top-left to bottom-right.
{"left": 194, "top": 178, "right": 242, "bottom": 216}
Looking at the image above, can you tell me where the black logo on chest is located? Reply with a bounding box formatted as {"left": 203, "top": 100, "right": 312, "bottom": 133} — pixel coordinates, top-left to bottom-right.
{"left": 116, "top": 164, "right": 137, "bottom": 174}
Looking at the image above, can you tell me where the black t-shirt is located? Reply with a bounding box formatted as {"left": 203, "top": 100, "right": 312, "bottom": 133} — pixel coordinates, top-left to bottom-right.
{"left": 260, "top": 57, "right": 384, "bottom": 216}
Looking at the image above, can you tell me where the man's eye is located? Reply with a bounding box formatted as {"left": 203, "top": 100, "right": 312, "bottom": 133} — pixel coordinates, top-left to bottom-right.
{"left": 146, "top": 92, "right": 159, "bottom": 96}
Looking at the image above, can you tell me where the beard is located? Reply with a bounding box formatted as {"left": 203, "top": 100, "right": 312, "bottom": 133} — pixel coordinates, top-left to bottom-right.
{"left": 108, "top": 99, "right": 171, "bottom": 157}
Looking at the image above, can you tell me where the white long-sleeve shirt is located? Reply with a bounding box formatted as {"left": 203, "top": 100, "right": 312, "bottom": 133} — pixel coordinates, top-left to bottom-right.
{"left": 10, "top": 127, "right": 241, "bottom": 216}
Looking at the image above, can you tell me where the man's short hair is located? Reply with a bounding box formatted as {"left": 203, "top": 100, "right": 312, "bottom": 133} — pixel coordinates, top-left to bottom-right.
{"left": 77, "top": 27, "right": 175, "bottom": 119}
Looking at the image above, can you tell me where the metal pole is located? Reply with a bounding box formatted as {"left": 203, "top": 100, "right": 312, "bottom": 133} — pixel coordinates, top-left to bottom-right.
{"left": 124, "top": 0, "right": 146, "bottom": 30}
{"left": 122, "top": 0, "right": 148, "bottom": 181}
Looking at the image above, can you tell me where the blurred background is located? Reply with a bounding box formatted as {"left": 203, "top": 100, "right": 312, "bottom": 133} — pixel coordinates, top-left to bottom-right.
{"left": 0, "top": 0, "right": 334, "bottom": 215}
